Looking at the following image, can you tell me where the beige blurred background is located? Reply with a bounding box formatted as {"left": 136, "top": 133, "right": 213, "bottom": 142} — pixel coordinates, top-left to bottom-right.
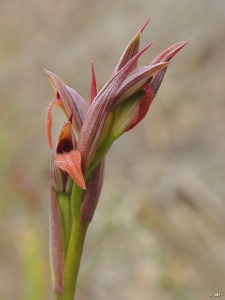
{"left": 0, "top": 0, "right": 225, "bottom": 299}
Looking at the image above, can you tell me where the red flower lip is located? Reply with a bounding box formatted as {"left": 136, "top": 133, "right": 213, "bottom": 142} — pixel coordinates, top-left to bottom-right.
{"left": 50, "top": 121, "right": 86, "bottom": 191}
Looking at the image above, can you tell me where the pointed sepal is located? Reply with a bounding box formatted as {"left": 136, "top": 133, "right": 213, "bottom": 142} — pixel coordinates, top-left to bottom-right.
{"left": 112, "top": 18, "right": 151, "bottom": 76}
{"left": 45, "top": 70, "right": 88, "bottom": 131}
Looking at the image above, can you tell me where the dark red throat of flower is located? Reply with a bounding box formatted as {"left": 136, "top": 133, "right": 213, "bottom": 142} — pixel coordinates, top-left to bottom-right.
{"left": 56, "top": 138, "right": 74, "bottom": 154}
{"left": 55, "top": 129, "right": 86, "bottom": 190}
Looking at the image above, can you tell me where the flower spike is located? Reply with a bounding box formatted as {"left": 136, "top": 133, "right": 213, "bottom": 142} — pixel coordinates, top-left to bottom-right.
{"left": 46, "top": 19, "right": 190, "bottom": 300}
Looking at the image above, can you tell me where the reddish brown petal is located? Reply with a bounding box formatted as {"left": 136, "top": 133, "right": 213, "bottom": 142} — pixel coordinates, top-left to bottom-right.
{"left": 46, "top": 99, "right": 64, "bottom": 148}
{"left": 49, "top": 186, "right": 64, "bottom": 293}
{"left": 55, "top": 150, "right": 86, "bottom": 190}
{"left": 90, "top": 62, "right": 97, "bottom": 103}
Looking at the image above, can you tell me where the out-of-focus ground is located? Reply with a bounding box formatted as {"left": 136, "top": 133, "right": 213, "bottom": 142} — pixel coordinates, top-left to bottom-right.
{"left": 0, "top": 0, "right": 225, "bottom": 299}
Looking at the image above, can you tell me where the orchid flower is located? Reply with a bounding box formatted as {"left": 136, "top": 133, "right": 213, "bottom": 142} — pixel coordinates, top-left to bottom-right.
{"left": 46, "top": 19, "right": 189, "bottom": 300}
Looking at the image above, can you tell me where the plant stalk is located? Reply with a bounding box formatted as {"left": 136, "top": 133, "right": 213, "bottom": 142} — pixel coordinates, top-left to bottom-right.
{"left": 55, "top": 221, "right": 88, "bottom": 300}
{"left": 55, "top": 183, "right": 88, "bottom": 300}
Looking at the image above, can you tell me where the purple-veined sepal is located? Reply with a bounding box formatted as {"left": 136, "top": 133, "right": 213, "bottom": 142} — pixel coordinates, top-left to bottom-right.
{"left": 45, "top": 70, "right": 88, "bottom": 147}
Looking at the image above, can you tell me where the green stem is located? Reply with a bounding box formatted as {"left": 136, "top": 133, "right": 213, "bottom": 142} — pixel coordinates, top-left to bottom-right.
{"left": 55, "top": 221, "right": 88, "bottom": 300}
{"left": 55, "top": 184, "right": 88, "bottom": 300}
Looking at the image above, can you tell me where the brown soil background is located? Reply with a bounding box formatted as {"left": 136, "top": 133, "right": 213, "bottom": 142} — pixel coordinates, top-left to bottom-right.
{"left": 0, "top": 1, "right": 225, "bottom": 299}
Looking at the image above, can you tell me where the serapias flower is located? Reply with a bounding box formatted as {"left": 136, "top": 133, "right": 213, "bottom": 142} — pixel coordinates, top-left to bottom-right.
{"left": 46, "top": 19, "right": 189, "bottom": 298}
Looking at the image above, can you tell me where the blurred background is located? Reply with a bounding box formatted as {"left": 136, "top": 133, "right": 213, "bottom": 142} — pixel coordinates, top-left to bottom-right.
{"left": 0, "top": 0, "right": 225, "bottom": 299}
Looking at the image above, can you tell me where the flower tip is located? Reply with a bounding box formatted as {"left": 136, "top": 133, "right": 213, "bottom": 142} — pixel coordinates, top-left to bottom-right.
{"left": 44, "top": 69, "right": 53, "bottom": 77}
{"left": 140, "top": 18, "right": 151, "bottom": 34}
{"left": 90, "top": 61, "right": 97, "bottom": 103}
{"left": 81, "top": 181, "right": 87, "bottom": 191}
{"left": 143, "top": 40, "right": 155, "bottom": 52}
{"left": 173, "top": 39, "right": 191, "bottom": 55}
{"left": 186, "top": 37, "right": 193, "bottom": 44}
{"left": 181, "top": 38, "right": 192, "bottom": 47}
